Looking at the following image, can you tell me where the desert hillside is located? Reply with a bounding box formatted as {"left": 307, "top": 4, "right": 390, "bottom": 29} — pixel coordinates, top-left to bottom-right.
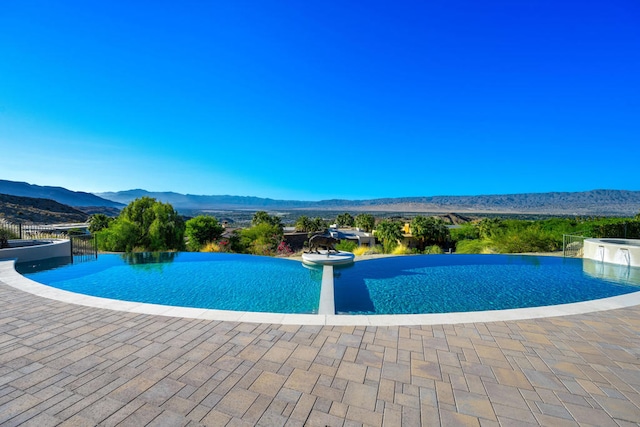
{"left": 0, "top": 193, "right": 89, "bottom": 224}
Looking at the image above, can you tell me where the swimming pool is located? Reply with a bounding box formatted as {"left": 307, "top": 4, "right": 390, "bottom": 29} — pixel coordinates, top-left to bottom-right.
{"left": 15, "top": 253, "right": 640, "bottom": 317}
{"left": 17, "top": 252, "right": 323, "bottom": 314}
{"left": 334, "top": 255, "right": 640, "bottom": 314}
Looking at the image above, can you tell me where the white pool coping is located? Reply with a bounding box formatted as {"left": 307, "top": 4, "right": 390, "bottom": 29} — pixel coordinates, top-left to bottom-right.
{"left": 3, "top": 259, "right": 640, "bottom": 326}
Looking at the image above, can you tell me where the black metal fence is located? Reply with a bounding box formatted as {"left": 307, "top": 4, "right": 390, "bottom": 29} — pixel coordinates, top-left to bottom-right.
{"left": 1, "top": 219, "right": 97, "bottom": 261}
{"left": 0, "top": 221, "right": 79, "bottom": 240}
{"left": 70, "top": 234, "right": 98, "bottom": 262}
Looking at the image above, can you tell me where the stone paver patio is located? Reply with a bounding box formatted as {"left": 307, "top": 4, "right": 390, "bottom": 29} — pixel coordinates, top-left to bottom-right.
{"left": 1, "top": 278, "right": 640, "bottom": 426}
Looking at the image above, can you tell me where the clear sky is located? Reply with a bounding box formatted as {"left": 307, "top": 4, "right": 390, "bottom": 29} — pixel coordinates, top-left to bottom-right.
{"left": 1, "top": 1, "right": 639, "bottom": 201}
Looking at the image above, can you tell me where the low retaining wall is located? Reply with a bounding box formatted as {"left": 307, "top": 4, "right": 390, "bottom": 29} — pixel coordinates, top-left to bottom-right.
{"left": 0, "top": 239, "right": 71, "bottom": 263}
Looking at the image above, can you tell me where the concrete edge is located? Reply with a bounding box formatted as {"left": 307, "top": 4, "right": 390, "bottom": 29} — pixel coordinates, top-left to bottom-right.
{"left": 2, "top": 259, "right": 640, "bottom": 326}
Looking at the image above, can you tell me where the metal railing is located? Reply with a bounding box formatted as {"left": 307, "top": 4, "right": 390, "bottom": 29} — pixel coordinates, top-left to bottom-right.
{"left": 70, "top": 234, "right": 98, "bottom": 262}
{"left": 0, "top": 220, "right": 86, "bottom": 240}
{"left": 1, "top": 219, "right": 97, "bottom": 261}
{"left": 563, "top": 234, "right": 588, "bottom": 258}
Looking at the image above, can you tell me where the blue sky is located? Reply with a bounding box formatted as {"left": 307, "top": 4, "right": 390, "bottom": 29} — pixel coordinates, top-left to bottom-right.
{"left": 1, "top": 1, "right": 639, "bottom": 201}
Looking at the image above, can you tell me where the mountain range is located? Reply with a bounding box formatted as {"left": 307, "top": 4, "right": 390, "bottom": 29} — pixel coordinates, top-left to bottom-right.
{"left": 1, "top": 179, "right": 640, "bottom": 217}
{"left": 0, "top": 180, "right": 123, "bottom": 208}
{"left": 96, "top": 189, "right": 640, "bottom": 216}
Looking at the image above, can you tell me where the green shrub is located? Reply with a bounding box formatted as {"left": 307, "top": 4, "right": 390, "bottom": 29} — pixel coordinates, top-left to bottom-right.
{"left": 455, "top": 239, "right": 496, "bottom": 254}
{"left": 450, "top": 223, "right": 479, "bottom": 242}
{"left": 423, "top": 244, "right": 444, "bottom": 254}
{"left": 391, "top": 244, "right": 412, "bottom": 255}
{"left": 240, "top": 222, "right": 283, "bottom": 255}
{"left": 96, "top": 197, "right": 185, "bottom": 252}
{"left": 352, "top": 245, "right": 383, "bottom": 256}
{"left": 335, "top": 240, "right": 357, "bottom": 252}
{"left": 185, "top": 215, "right": 224, "bottom": 251}
{"left": 494, "top": 226, "right": 559, "bottom": 253}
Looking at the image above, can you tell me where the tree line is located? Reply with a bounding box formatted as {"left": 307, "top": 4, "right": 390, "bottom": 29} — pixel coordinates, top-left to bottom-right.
{"left": 89, "top": 197, "right": 640, "bottom": 256}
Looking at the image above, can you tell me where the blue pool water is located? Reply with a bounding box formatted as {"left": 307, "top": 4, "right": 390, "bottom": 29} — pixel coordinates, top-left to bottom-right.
{"left": 16, "top": 253, "right": 640, "bottom": 315}
{"left": 17, "top": 253, "right": 323, "bottom": 314}
{"left": 334, "top": 255, "right": 640, "bottom": 314}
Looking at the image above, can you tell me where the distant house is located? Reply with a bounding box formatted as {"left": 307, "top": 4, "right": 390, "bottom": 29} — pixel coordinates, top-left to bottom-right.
{"left": 283, "top": 227, "right": 376, "bottom": 251}
{"left": 327, "top": 228, "right": 376, "bottom": 247}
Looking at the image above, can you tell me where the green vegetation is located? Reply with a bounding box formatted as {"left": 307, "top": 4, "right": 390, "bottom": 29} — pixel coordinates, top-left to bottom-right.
{"left": 240, "top": 222, "right": 283, "bottom": 255}
{"left": 353, "top": 245, "right": 383, "bottom": 256}
{"left": 375, "top": 219, "right": 404, "bottom": 253}
{"left": 295, "top": 216, "right": 328, "bottom": 233}
{"left": 294, "top": 216, "right": 312, "bottom": 232}
{"left": 449, "top": 223, "right": 479, "bottom": 241}
{"left": 0, "top": 227, "right": 18, "bottom": 248}
{"left": 185, "top": 215, "right": 225, "bottom": 251}
{"left": 335, "top": 239, "right": 357, "bottom": 252}
{"left": 391, "top": 243, "right": 412, "bottom": 255}
{"left": 88, "top": 213, "right": 113, "bottom": 233}
{"left": 453, "top": 215, "right": 640, "bottom": 254}
{"left": 335, "top": 212, "right": 355, "bottom": 227}
{"left": 238, "top": 211, "right": 287, "bottom": 256}
{"left": 88, "top": 202, "right": 640, "bottom": 258}
{"left": 409, "top": 216, "right": 450, "bottom": 251}
{"left": 424, "top": 244, "right": 444, "bottom": 254}
{"left": 251, "top": 211, "right": 283, "bottom": 229}
{"left": 96, "top": 197, "right": 185, "bottom": 252}
{"left": 354, "top": 213, "right": 375, "bottom": 232}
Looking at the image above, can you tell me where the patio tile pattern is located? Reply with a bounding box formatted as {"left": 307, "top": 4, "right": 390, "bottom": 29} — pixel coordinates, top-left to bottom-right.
{"left": 1, "top": 282, "right": 640, "bottom": 426}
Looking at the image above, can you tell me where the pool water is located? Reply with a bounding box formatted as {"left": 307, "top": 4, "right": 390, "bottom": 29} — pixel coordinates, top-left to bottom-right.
{"left": 17, "top": 252, "right": 323, "bottom": 314}
{"left": 16, "top": 253, "right": 640, "bottom": 315}
{"left": 333, "top": 255, "right": 640, "bottom": 314}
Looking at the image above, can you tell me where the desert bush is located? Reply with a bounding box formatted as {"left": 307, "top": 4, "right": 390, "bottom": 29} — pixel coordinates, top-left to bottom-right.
{"left": 0, "top": 227, "right": 19, "bottom": 248}
{"left": 240, "top": 222, "right": 283, "bottom": 255}
{"left": 352, "top": 245, "right": 383, "bottom": 256}
{"left": 423, "top": 244, "right": 444, "bottom": 254}
{"left": 185, "top": 215, "right": 224, "bottom": 251}
{"left": 391, "top": 244, "right": 412, "bottom": 255}
{"left": 276, "top": 240, "right": 293, "bottom": 256}
{"left": 450, "top": 223, "right": 479, "bottom": 242}
{"left": 201, "top": 242, "right": 223, "bottom": 252}
{"left": 493, "top": 226, "right": 559, "bottom": 253}
{"left": 456, "top": 239, "right": 496, "bottom": 254}
{"left": 352, "top": 246, "right": 369, "bottom": 256}
{"left": 335, "top": 240, "right": 358, "bottom": 252}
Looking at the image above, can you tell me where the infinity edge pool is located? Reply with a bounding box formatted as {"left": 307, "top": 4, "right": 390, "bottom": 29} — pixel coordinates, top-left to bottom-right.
{"left": 3, "top": 257, "right": 640, "bottom": 326}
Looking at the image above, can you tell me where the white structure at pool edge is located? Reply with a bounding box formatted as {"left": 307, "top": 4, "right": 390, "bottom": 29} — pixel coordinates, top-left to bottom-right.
{"left": 583, "top": 238, "right": 640, "bottom": 267}
{"left": 302, "top": 250, "right": 355, "bottom": 266}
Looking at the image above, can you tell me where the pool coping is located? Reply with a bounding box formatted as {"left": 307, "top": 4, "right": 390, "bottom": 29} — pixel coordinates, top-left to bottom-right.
{"left": 3, "top": 258, "right": 640, "bottom": 325}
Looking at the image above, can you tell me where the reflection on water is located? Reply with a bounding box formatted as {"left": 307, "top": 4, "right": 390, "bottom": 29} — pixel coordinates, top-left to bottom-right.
{"left": 302, "top": 263, "right": 323, "bottom": 282}
{"left": 121, "top": 252, "right": 177, "bottom": 265}
{"left": 582, "top": 259, "right": 640, "bottom": 285}
{"left": 15, "top": 256, "right": 73, "bottom": 274}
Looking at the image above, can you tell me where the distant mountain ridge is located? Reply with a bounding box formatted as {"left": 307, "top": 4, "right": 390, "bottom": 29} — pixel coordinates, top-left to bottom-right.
{"left": 0, "top": 193, "right": 89, "bottom": 224}
{"left": 0, "top": 180, "right": 123, "bottom": 208}
{"left": 1, "top": 180, "right": 638, "bottom": 216}
{"left": 97, "top": 188, "right": 640, "bottom": 216}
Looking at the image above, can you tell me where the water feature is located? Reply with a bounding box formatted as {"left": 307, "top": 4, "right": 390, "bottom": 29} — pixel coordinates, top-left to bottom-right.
{"left": 615, "top": 248, "right": 631, "bottom": 267}
{"left": 584, "top": 238, "right": 640, "bottom": 267}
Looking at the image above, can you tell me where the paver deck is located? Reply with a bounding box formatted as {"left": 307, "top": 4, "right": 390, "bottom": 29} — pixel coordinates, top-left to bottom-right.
{"left": 1, "top": 278, "right": 640, "bottom": 426}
